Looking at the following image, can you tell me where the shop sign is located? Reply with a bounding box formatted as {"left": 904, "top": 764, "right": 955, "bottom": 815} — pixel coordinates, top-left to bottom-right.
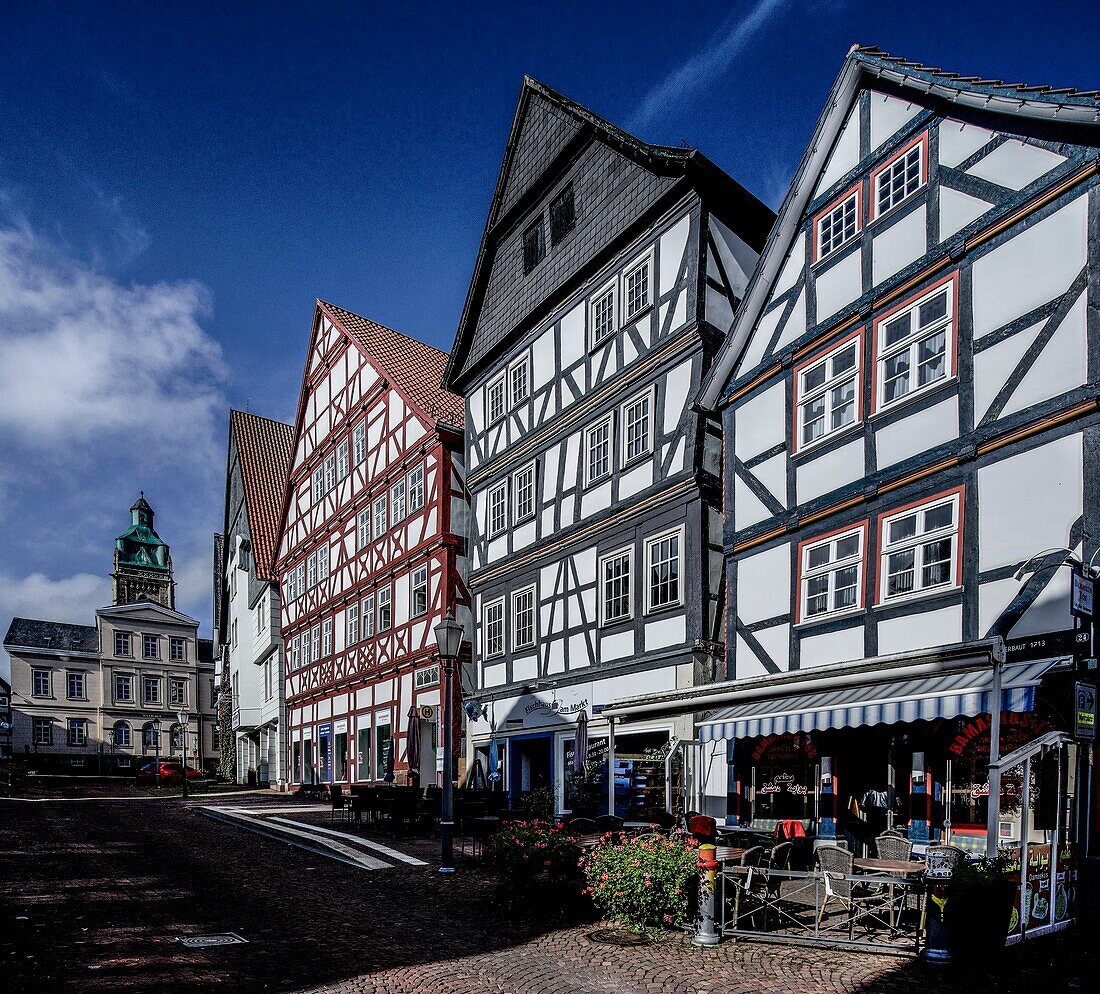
{"left": 1004, "top": 629, "right": 1086, "bottom": 663}
{"left": 946, "top": 712, "right": 1050, "bottom": 758}
{"left": 750, "top": 733, "right": 817, "bottom": 763}
{"left": 518, "top": 683, "right": 591, "bottom": 727}
{"left": 1074, "top": 682, "right": 1096, "bottom": 740}
{"left": 758, "top": 772, "right": 809, "bottom": 796}
{"left": 1070, "top": 571, "right": 1094, "bottom": 619}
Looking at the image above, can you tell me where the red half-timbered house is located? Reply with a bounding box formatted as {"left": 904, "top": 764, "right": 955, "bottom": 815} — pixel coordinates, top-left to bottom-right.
{"left": 275, "top": 300, "right": 470, "bottom": 787}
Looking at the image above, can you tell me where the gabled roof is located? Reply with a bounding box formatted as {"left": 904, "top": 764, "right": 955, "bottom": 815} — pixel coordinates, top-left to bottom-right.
{"left": 229, "top": 409, "right": 294, "bottom": 581}
{"left": 96, "top": 601, "right": 199, "bottom": 626}
{"left": 319, "top": 301, "right": 465, "bottom": 429}
{"left": 442, "top": 76, "right": 773, "bottom": 392}
{"left": 698, "top": 45, "right": 1100, "bottom": 411}
{"left": 4, "top": 618, "right": 99, "bottom": 654}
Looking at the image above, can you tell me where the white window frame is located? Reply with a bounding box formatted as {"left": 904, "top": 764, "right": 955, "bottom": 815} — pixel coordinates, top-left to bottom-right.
{"left": 32, "top": 668, "right": 51, "bottom": 697}
{"left": 878, "top": 491, "right": 962, "bottom": 604}
{"left": 795, "top": 335, "right": 862, "bottom": 452}
{"left": 353, "top": 420, "right": 366, "bottom": 466}
{"left": 322, "top": 618, "right": 333, "bottom": 657}
{"left": 875, "top": 280, "right": 954, "bottom": 412}
{"left": 620, "top": 386, "right": 655, "bottom": 465}
{"left": 872, "top": 139, "right": 925, "bottom": 220}
{"left": 486, "top": 374, "right": 506, "bottom": 425}
{"left": 311, "top": 624, "right": 320, "bottom": 661}
{"left": 622, "top": 248, "right": 654, "bottom": 321}
{"left": 588, "top": 277, "right": 618, "bottom": 351}
{"left": 169, "top": 637, "right": 186, "bottom": 661}
{"left": 357, "top": 507, "right": 371, "bottom": 550}
{"left": 306, "top": 552, "right": 317, "bottom": 588}
{"left": 312, "top": 466, "right": 325, "bottom": 504}
{"left": 509, "top": 354, "right": 530, "bottom": 408}
{"left": 377, "top": 586, "right": 392, "bottom": 632}
{"left": 411, "top": 565, "right": 429, "bottom": 618}
{"left": 324, "top": 453, "right": 336, "bottom": 493}
{"left": 406, "top": 464, "right": 425, "bottom": 513}
{"left": 390, "top": 478, "right": 407, "bottom": 526}
{"left": 337, "top": 438, "right": 349, "bottom": 481}
{"left": 511, "top": 585, "right": 536, "bottom": 652}
{"left": 362, "top": 593, "right": 376, "bottom": 638}
{"left": 644, "top": 526, "right": 684, "bottom": 613}
{"left": 484, "top": 598, "right": 505, "bottom": 659}
{"left": 487, "top": 481, "right": 508, "bottom": 537}
{"left": 511, "top": 461, "right": 536, "bottom": 523}
{"left": 66, "top": 671, "right": 85, "bottom": 701}
{"left": 318, "top": 544, "right": 329, "bottom": 581}
{"left": 415, "top": 664, "right": 440, "bottom": 689}
{"left": 799, "top": 526, "right": 866, "bottom": 623}
{"left": 584, "top": 414, "right": 613, "bottom": 487}
{"left": 599, "top": 546, "right": 634, "bottom": 626}
{"left": 373, "top": 494, "right": 387, "bottom": 538}
{"left": 816, "top": 189, "right": 861, "bottom": 260}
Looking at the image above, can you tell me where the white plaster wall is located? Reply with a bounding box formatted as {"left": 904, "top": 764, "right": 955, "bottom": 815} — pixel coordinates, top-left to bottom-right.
{"left": 814, "top": 251, "right": 862, "bottom": 324}
{"left": 736, "top": 544, "right": 790, "bottom": 626}
{"left": 877, "top": 605, "right": 962, "bottom": 656}
{"left": 874, "top": 396, "right": 959, "bottom": 469}
{"left": 796, "top": 438, "right": 864, "bottom": 504}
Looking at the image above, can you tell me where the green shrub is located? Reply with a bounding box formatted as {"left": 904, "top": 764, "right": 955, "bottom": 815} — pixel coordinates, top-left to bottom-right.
{"left": 580, "top": 831, "right": 699, "bottom": 932}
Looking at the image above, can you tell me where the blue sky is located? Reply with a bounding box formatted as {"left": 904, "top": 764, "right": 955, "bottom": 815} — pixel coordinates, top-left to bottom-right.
{"left": 1, "top": 0, "right": 1096, "bottom": 672}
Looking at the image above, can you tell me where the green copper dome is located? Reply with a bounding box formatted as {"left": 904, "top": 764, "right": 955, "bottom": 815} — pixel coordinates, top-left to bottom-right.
{"left": 115, "top": 492, "right": 170, "bottom": 571}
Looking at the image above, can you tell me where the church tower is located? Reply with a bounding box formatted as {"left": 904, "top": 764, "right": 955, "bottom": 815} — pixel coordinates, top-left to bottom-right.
{"left": 112, "top": 493, "right": 176, "bottom": 608}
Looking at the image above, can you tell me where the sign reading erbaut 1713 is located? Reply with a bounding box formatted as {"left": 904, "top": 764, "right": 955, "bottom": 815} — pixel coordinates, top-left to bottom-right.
{"left": 1074, "top": 682, "right": 1096, "bottom": 740}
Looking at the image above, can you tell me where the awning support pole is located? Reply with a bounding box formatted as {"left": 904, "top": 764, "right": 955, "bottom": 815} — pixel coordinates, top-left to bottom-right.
{"left": 986, "top": 657, "right": 1004, "bottom": 857}
{"left": 607, "top": 717, "right": 616, "bottom": 817}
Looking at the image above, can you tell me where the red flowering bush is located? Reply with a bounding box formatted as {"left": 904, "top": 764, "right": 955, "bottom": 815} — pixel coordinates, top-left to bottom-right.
{"left": 487, "top": 820, "right": 580, "bottom": 883}
{"left": 580, "top": 831, "right": 699, "bottom": 932}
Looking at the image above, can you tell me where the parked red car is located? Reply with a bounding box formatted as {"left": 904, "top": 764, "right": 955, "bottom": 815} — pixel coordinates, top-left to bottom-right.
{"left": 136, "top": 760, "right": 202, "bottom": 784}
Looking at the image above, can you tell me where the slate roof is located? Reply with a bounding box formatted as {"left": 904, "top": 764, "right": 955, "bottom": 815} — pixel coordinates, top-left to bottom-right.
{"left": 229, "top": 409, "right": 294, "bottom": 581}
{"left": 4, "top": 618, "right": 99, "bottom": 653}
{"left": 319, "top": 301, "right": 465, "bottom": 428}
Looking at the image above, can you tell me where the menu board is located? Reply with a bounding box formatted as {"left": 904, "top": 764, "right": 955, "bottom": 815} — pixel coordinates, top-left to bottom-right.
{"left": 1003, "top": 843, "right": 1073, "bottom": 936}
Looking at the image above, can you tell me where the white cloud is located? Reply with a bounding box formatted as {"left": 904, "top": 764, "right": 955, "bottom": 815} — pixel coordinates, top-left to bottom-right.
{"left": 629, "top": 0, "right": 792, "bottom": 131}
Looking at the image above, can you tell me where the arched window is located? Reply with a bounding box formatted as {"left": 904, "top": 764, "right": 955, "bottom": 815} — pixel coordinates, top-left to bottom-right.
{"left": 113, "top": 721, "right": 131, "bottom": 748}
{"left": 142, "top": 722, "right": 158, "bottom": 749}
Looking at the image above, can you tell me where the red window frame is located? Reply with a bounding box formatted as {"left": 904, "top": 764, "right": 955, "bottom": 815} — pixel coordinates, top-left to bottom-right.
{"left": 794, "top": 519, "right": 870, "bottom": 625}
{"left": 869, "top": 131, "right": 929, "bottom": 222}
{"left": 811, "top": 183, "right": 864, "bottom": 263}
{"left": 791, "top": 327, "right": 865, "bottom": 454}
{"left": 874, "top": 485, "right": 965, "bottom": 606}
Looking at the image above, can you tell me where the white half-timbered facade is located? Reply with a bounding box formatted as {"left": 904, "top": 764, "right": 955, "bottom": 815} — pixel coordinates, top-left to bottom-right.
{"left": 610, "top": 48, "right": 1098, "bottom": 856}
{"left": 275, "top": 301, "right": 469, "bottom": 787}
{"left": 442, "top": 78, "right": 772, "bottom": 815}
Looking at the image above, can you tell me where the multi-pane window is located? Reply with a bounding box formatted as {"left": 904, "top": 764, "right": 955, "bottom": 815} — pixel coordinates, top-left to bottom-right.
{"left": 800, "top": 526, "right": 865, "bottom": 620}
{"left": 113, "top": 721, "right": 132, "bottom": 747}
{"left": 289, "top": 635, "right": 301, "bottom": 671}
{"left": 307, "top": 553, "right": 317, "bottom": 589}
{"left": 411, "top": 565, "right": 428, "bottom": 618}
{"left": 512, "top": 462, "right": 535, "bottom": 522}
{"left": 318, "top": 544, "right": 329, "bottom": 581}
{"left": 874, "top": 141, "right": 924, "bottom": 218}
{"left": 484, "top": 598, "right": 505, "bottom": 658}
{"left": 170, "top": 637, "right": 185, "bottom": 661}
{"left": 311, "top": 624, "right": 321, "bottom": 662}
{"left": 549, "top": 183, "right": 576, "bottom": 244}
{"left": 143, "top": 677, "right": 160, "bottom": 703}
{"left": 486, "top": 375, "right": 506, "bottom": 425}
{"left": 254, "top": 596, "right": 265, "bottom": 636}
{"left": 114, "top": 631, "right": 132, "bottom": 657}
{"left": 621, "top": 389, "right": 654, "bottom": 463}
{"left": 322, "top": 618, "right": 333, "bottom": 657}
{"left": 599, "top": 547, "right": 633, "bottom": 625}
{"left": 67, "top": 672, "right": 85, "bottom": 700}
{"left": 817, "top": 189, "right": 860, "bottom": 259}
{"left": 624, "top": 253, "right": 652, "bottom": 318}
{"left": 143, "top": 723, "right": 158, "bottom": 749}
{"left": 584, "top": 415, "right": 612, "bottom": 486}
{"left": 797, "top": 336, "right": 861, "bottom": 450}
{"left": 373, "top": 495, "right": 388, "bottom": 539}
{"left": 522, "top": 217, "right": 545, "bottom": 275}
{"left": 115, "top": 674, "right": 133, "bottom": 702}
{"left": 880, "top": 492, "right": 961, "bottom": 602}
{"left": 407, "top": 464, "right": 425, "bottom": 513}
{"left": 362, "top": 593, "right": 376, "bottom": 638}
{"left": 415, "top": 664, "right": 440, "bottom": 689}
{"left": 390, "top": 478, "right": 407, "bottom": 525}
{"left": 337, "top": 439, "right": 349, "bottom": 481}
{"left": 378, "top": 587, "right": 392, "bottom": 632}
{"left": 353, "top": 420, "right": 366, "bottom": 466}
{"left": 32, "top": 668, "right": 50, "bottom": 697}
{"left": 347, "top": 603, "right": 360, "bottom": 646}
{"left": 488, "top": 482, "right": 508, "bottom": 537}
{"left": 33, "top": 718, "right": 52, "bottom": 746}
{"left": 357, "top": 507, "right": 371, "bottom": 550}
{"left": 312, "top": 466, "right": 325, "bottom": 503}
{"left": 324, "top": 453, "right": 336, "bottom": 493}
{"left": 510, "top": 356, "right": 530, "bottom": 407}
{"left": 67, "top": 719, "right": 87, "bottom": 747}
{"left": 876, "top": 281, "right": 953, "bottom": 410}
{"left": 589, "top": 280, "right": 617, "bottom": 349}
{"left": 512, "top": 586, "right": 536, "bottom": 651}
{"left": 646, "top": 529, "right": 682, "bottom": 612}
{"left": 169, "top": 678, "right": 186, "bottom": 706}
{"left": 142, "top": 634, "right": 160, "bottom": 659}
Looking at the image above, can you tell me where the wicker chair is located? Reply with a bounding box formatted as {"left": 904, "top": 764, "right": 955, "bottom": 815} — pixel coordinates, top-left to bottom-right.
{"left": 874, "top": 834, "right": 914, "bottom": 862}
{"left": 815, "top": 845, "right": 857, "bottom": 935}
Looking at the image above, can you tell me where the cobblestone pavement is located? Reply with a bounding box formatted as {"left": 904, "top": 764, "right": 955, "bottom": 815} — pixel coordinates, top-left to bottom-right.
{"left": 0, "top": 788, "right": 1093, "bottom": 993}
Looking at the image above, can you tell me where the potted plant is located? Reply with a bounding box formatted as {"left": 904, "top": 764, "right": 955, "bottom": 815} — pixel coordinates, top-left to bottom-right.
{"left": 947, "top": 855, "right": 1017, "bottom": 956}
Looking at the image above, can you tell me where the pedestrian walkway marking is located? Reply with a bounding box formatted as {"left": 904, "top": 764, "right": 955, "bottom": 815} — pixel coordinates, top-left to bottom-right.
{"left": 205, "top": 804, "right": 325, "bottom": 814}
{"left": 268, "top": 817, "right": 428, "bottom": 866}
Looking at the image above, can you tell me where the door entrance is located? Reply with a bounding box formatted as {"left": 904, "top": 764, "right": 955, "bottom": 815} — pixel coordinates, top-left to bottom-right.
{"left": 510, "top": 735, "right": 552, "bottom": 805}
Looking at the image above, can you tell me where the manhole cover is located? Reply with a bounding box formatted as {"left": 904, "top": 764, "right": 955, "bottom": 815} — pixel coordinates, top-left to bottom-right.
{"left": 586, "top": 928, "right": 650, "bottom": 947}
{"left": 177, "top": 933, "right": 248, "bottom": 948}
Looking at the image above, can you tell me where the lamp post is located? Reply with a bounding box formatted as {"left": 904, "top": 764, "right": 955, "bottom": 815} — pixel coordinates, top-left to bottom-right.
{"left": 177, "top": 709, "right": 189, "bottom": 800}
{"left": 153, "top": 718, "right": 162, "bottom": 789}
{"left": 433, "top": 608, "right": 464, "bottom": 875}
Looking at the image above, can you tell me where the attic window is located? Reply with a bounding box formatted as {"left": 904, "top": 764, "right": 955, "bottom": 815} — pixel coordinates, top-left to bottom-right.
{"left": 549, "top": 184, "right": 575, "bottom": 245}
{"left": 522, "top": 217, "right": 545, "bottom": 275}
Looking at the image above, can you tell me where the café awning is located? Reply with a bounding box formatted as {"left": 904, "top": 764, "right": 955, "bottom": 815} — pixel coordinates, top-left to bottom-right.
{"left": 697, "top": 657, "right": 1060, "bottom": 741}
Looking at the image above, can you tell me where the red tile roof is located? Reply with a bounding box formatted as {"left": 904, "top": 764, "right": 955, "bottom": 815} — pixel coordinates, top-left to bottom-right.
{"left": 318, "top": 300, "right": 465, "bottom": 428}
{"left": 230, "top": 409, "right": 295, "bottom": 581}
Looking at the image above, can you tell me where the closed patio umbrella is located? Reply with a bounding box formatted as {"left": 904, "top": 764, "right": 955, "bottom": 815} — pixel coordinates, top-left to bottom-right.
{"left": 488, "top": 737, "right": 500, "bottom": 783}
{"left": 573, "top": 709, "right": 588, "bottom": 775}
{"left": 383, "top": 736, "right": 395, "bottom": 782}
{"left": 406, "top": 708, "right": 421, "bottom": 773}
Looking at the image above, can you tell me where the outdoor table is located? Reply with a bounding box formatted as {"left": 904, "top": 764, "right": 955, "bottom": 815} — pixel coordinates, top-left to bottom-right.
{"left": 853, "top": 857, "right": 924, "bottom": 928}
{"left": 464, "top": 814, "right": 499, "bottom": 859}
{"left": 623, "top": 821, "right": 661, "bottom": 834}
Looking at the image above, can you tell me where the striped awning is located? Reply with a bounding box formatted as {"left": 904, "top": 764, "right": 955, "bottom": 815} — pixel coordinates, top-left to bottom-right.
{"left": 698, "top": 658, "right": 1061, "bottom": 742}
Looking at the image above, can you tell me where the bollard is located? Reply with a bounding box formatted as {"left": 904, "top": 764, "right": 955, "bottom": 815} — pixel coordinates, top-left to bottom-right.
{"left": 693, "top": 843, "right": 721, "bottom": 946}
{"left": 922, "top": 849, "right": 956, "bottom": 963}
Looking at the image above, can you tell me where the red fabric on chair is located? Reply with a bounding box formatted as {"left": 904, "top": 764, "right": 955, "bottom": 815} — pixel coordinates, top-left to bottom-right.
{"left": 774, "top": 819, "right": 807, "bottom": 840}
{"left": 688, "top": 815, "right": 716, "bottom": 842}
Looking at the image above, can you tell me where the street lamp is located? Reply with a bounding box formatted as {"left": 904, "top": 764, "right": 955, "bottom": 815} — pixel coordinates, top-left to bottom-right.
{"left": 152, "top": 718, "right": 162, "bottom": 789}
{"left": 177, "top": 709, "right": 189, "bottom": 800}
{"left": 433, "top": 608, "right": 464, "bottom": 875}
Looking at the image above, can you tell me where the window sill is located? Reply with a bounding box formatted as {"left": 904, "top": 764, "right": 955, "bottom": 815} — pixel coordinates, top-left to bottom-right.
{"left": 792, "top": 419, "right": 864, "bottom": 461}
{"left": 643, "top": 601, "right": 685, "bottom": 618}
{"left": 873, "top": 584, "right": 962, "bottom": 611}
{"left": 588, "top": 332, "right": 617, "bottom": 357}
{"left": 810, "top": 238, "right": 861, "bottom": 271}
{"left": 868, "top": 186, "right": 926, "bottom": 229}
{"left": 620, "top": 450, "right": 654, "bottom": 473}
{"left": 582, "top": 473, "right": 612, "bottom": 493}
{"left": 598, "top": 615, "right": 635, "bottom": 631}
{"left": 870, "top": 375, "right": 957, "bottom": 422}
{"left": 794, "top": 607, "right": 865, "bottom": 630}
{"left": 623, "top": 302, "right": 653, "bottom": 326}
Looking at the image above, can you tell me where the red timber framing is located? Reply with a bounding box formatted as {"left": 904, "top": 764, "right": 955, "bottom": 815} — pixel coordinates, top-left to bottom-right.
{"left": 274, "top": 300, "right": 470, "bottom": 787}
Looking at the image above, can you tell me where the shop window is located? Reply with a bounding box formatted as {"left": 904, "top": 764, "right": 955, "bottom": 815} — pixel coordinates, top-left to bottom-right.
{"left": 375, "top": 718, "right": 392, "bottom": 780}
{"left": 878, "top": 487, "right": 962, "bottom": 603}
{"left": 334, "top": 730, "right": 348, "bottom": 782}
{"left": 747, "top": 734, "right": 819, "bottom": 824}
{"left": 356, "top": 725, "right": 370, "bottom": 782}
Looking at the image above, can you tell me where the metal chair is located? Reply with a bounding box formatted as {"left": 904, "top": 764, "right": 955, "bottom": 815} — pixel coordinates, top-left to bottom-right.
{"left": 727, "top": 846, "right": 767, "bottom": 931}
{"left": 329, "top": 784, "right": 348, "bottom": 823}
{"left": 874, "top": 834, "right": 914, "bottom": 861}
{"left": 567, "top": 817, "right": 596, "bottom": 836}
{"left": 595, "top": 815, "right": 624, "bottom": 835}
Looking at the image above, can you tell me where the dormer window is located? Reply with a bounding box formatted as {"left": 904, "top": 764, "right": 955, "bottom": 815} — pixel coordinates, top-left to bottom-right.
{"left": 522, "top": 217, "right": 545, "bottom": 275}
{"left": 549, "top": 184, "right": 576, "bottom": 245}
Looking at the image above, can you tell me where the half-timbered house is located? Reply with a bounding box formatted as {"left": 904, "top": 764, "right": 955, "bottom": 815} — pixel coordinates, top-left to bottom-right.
{"left": 607, "top": 48, "right": 1099, "bottom": 863}
{"left": 441, "top": 78, "right": 773, "bottom": 815}
{"left": 275, "top": 301, "right": 469, "bottom": 788}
